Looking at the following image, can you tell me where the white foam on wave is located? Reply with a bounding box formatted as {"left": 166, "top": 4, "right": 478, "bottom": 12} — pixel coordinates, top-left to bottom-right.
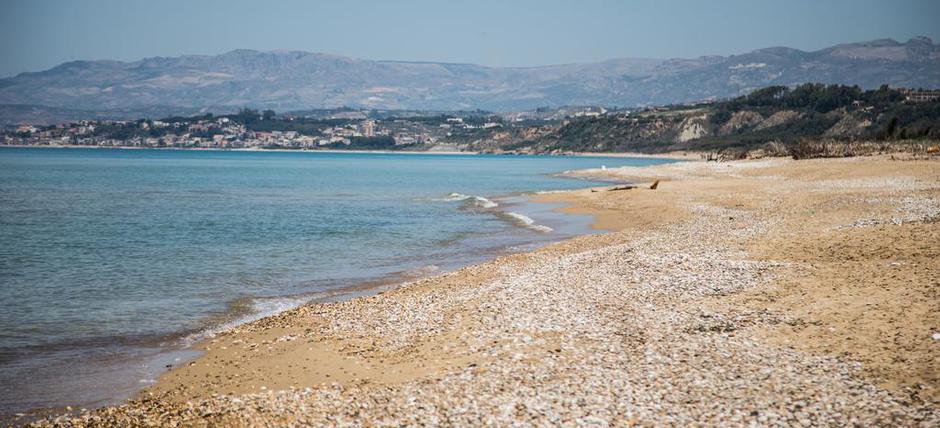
{"left": 435, "top": 192, "right": 498, "bottom": 208}
{"left": 180, "top": 295, "right": 312, "bottom": 346}
{"left": 472, "top": 196, "right": 499, "bottom": 209}
{"left": 529, "top": 224, "right": 554, "bottom": 233}
{"left": 436, "top": 192, "right": 472, "bottom": 202}
{"left": 436, "top": 193, "right": 552, "bottom": 232}
{"left": 504, "top": 212, "right": 554, "bottom": 233}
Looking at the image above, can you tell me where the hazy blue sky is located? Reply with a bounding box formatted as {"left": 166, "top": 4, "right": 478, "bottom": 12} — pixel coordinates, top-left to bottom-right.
{"left": 1, "top": 0, "right": 938, "bottom": 77}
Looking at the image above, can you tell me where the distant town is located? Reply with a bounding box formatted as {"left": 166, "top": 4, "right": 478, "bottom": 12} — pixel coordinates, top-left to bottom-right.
{"left": 0, "top": 105, "right": 617, "bottom": 153}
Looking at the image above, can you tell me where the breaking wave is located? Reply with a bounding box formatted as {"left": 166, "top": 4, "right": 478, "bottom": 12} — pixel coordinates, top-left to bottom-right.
{"left": 503, "top": 212, "right": 554, "bottom": 233}
{"left": 180, "top": 295, "right": 313, "bottom": 346}
{"left": 436, "top": 192, "right": 499, "bottom": 209}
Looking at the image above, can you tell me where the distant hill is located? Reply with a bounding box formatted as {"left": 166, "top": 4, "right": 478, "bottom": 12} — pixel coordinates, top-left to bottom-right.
{"left": 495, "top": 84, "right": 940, "bottom": 154}
{"left": 1, "top": 37, "right": 938, "bottom": 124}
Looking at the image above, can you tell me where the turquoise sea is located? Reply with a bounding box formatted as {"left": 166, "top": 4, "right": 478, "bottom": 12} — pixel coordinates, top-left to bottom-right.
{"left": 0, "top": 147, "right": 673, "bottom": 413}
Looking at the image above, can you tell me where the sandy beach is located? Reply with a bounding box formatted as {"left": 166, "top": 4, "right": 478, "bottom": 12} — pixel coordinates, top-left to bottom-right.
{"left": 26, "top": 155, "right": 939, "bottom": 426}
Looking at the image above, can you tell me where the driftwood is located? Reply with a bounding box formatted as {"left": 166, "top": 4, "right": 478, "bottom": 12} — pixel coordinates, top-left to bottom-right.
{"left": 590, "top": 185, "right": 639, "bottom": 193}
{"left": 649, "top": 180, "right": 660, "bottom": 190}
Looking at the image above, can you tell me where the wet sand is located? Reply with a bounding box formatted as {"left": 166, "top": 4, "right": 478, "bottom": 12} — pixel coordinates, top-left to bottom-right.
{"left": 28, "top": 155, "right": 940, "bottom": 426}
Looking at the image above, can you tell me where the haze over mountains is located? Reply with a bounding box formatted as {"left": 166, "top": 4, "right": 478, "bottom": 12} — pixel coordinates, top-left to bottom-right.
{"left": 1, "top": 37, "right": 938, "bottom": 123}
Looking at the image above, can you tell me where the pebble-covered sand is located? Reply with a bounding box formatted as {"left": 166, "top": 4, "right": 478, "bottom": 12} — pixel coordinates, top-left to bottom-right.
{"left": 25, "top": 155, "right": 940, "bottom": 427}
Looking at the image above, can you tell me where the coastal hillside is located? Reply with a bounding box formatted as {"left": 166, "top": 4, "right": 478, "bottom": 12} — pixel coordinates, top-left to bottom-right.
{"left": 498, "top": 84, "right": 940, "bottom": 155}
{"left": 0, "top": 37, "right": 938, "bottom": 120}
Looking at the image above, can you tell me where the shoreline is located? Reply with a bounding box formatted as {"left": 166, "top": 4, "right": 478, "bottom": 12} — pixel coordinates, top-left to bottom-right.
{"left": 167, "top": 193, "right": 600, "bottom": 354}
{"left": 23, "top": 154, "right": 940, "bottom": 426}
{"left": 1, "top": 188, "right": 606, "bottom": 422}
{"left": 153, "top": 194, "right": 603, "bottom": 371}
{"left": 0, "top": 144, "right": 478, "bottom": 155}
{"left": 0, "top": 144, "right": 698, "bottom": 160}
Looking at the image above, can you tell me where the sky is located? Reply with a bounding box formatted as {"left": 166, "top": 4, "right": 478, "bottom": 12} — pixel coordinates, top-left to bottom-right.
{"left": 1, "top": 0, "right": 939, "bottom": 77}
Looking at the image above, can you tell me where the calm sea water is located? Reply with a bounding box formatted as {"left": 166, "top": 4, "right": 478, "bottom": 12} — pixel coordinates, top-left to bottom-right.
{"left": 0, "top": 148, "right": 673, "bottom": 413}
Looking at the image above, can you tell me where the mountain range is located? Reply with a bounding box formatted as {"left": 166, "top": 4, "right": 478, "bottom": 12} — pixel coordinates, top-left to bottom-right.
{"left": 1, "top": 37, "right": 938, "bottom": 124}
